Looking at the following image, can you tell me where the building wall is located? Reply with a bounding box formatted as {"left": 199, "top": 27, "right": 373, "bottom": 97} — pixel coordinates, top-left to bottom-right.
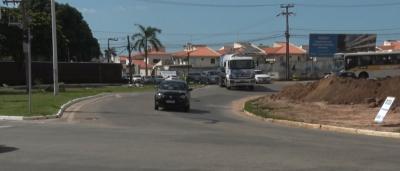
{"left": 175, "top": 57, "right": 219, "bottom": 67}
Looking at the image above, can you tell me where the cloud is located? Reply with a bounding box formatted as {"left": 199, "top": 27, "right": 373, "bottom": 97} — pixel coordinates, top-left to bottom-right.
{"left": 79, "top": 8, "right": 97, "bottom": 14}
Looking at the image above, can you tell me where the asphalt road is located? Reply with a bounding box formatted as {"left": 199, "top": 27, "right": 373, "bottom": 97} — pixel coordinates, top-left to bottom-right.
{"left": 1, "top": 83, "right": 400, "bottom": 171}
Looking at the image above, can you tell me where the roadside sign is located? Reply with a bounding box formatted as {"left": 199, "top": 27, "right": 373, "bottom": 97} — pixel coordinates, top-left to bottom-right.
{"left": 160, "top": 71, "right": 177, "bottom": 78}
{"left": 374, "top": 97, "right": 396, "bottom": 124}
{"left": 309, "top": 34, "right": 338, "bottom": 57}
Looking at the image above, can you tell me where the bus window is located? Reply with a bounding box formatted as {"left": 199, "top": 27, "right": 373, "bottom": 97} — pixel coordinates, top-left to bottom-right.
{"left": 345, "top": 56, "right": 357, "bottom": 69}
{"left": 360, "top": 56, "right": 371, "bottom": 66}
{"left": 388, "top": 55, "right": 400, "bottom": 64}
{"left": 394, "top": 55, "right": 400, "bottom": 64}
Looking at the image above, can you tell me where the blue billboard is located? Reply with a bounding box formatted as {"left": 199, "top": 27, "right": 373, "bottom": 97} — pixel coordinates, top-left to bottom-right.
{"left": 309, "top": 34, "right": 376, "bottom": 57}
{"left": 309, "top": 34, "right": 338, "bottom": 57}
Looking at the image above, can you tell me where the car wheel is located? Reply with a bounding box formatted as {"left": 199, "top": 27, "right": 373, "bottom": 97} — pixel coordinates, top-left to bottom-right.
{"left": 154, "top": 103, "right": 159, "bottom": 110}
{"left": 248, "top": 86, "right": 254, "bottom": 91}
{"left": 184, "top": 105, "right": 190, "bottom": 112}
{"left": 219, "top": 79, "right": 224, "bottom": 87}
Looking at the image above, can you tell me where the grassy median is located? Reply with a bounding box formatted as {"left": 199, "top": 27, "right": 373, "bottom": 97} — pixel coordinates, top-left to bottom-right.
{"left": 244, "top": 98, "right": 295, "bottom": 121}
{"left": 0, "top": 86, "right": 154, "bottom": 117}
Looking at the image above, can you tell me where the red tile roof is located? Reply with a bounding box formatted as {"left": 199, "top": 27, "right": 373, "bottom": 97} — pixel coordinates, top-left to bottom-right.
{"left": 132, "top": 59, "right": 154, "bottom": 69}
{"left": 379, "top": 42, "right": 400, "bottom": 51}
{"left": 132, "top": 48, "right": 171, "bottom": 59}
{"left": 119, "top": 57, "right": 154, "bottom": 68}
{"left": 262, "top": 42, "right": 306, "bottom": 55}
{"left": 173, "top": 45, "right": 221, "bottom": 58}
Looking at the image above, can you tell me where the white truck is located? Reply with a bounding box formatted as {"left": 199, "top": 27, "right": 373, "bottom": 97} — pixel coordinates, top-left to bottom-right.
{"left": 218, "top": 54, "right": 256, "bottom": 90}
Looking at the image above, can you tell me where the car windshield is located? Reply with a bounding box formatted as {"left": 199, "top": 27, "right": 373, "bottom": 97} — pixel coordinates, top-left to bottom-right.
{"left": 254, "top": 70, "right": 263, "bottom": 74}
{"left": 159, "top": 81, "right": 187, "bottom": 90}
{"left": 208, "top": 71, "right": 217, "bottom": 75}
{"left": 229, "top": 60, "right": 254, "bottom": 69}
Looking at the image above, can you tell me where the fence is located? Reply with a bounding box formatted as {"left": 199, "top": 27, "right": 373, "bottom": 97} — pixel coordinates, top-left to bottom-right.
{"left": 0, "top": 62, "right": 123, "bottom": 85}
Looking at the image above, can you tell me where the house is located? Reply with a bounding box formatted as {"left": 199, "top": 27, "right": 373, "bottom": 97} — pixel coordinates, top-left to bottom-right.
{"left": 132, "top": 47, "right": 173, "bottom": 67}
{"left": 218, "top": 42, "right": 266, "bottom": 66}
{"left": 259, "top": 42, "right": 309, "bottom": 80}
{"left": 261, "top": 42, "right": 307, "bottom": 63}
{"left": 117, "top": 47, "right": 172, "bottom": 76}
{"left": 377, "top": 40, "right": 400, "bottom": 51}
{"left": 172, "top": 45, "right": 221, "bottom": 68}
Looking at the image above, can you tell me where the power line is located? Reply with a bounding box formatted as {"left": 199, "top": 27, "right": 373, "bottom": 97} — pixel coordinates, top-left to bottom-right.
{"left": 135, "top": 0, "right": 400, "bottom": 8}
{"left": 292, "top": 27, "right": 400, "bottom": 32}
{"left": 297, "top": 2, "right": 400, "bottom": 8}
{"left": 135, "top": 0, "right": 279, "bottom": 8}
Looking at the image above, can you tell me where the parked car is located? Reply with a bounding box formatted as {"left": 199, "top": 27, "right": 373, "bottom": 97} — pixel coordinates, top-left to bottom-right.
{"left": 165, "top": 75, "right": 178, "bottom": 80}
{"left": 132, "top": 75, "right": 143, "bottom": 83}
{"left": 254, "top": 70, "right": 271, "bottom": 84}
{"left": 154, "top": 75, "right": 164, "bottom": 84}
{"left": 337, "top": 71, "right": 357, "bottom": 79}
{"left": 142, "top": 76, "right": 155, "bottom": 84}
{"left": 187, "top": 72, "right": 202, "bottom": 83}
{"left": 154, "top": 80, "right": 192, "bottom": 112}
{"left": 200, "top": 70, "right": 219, "bottom": 84}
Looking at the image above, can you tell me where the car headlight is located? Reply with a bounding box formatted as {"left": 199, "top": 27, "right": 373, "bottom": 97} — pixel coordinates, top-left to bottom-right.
{"left": 156, "top": 92, "right": 164, "bottom": 98}
{"left": 179, "top": 94, "right": 187, "bottom": 99}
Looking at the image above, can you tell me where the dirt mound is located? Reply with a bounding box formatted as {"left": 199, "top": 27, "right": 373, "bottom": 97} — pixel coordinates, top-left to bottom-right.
{"left": 273, "top": 76, "right": 400, "bottom": 107}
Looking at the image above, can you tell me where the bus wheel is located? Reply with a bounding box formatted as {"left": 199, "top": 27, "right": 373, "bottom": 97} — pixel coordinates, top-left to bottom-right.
{"left": 358, "top": 72, "right": 369, "bottom": 79}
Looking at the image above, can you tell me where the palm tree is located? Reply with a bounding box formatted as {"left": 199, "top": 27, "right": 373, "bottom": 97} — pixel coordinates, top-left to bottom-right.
{"left": 132, "top": 24, "right": 163, "bottom": 76}
{"left": 104, "top": 47, "right": 117, "bottom": 63}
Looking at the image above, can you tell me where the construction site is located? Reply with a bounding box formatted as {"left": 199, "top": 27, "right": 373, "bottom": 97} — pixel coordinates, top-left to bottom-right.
{"left": 250, "top": 76, "right": 400, "bottom": 132}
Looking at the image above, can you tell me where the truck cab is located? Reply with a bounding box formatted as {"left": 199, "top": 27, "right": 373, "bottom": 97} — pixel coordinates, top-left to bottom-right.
{"left": 218, "top": 54, "right": 256, "bottom": 90}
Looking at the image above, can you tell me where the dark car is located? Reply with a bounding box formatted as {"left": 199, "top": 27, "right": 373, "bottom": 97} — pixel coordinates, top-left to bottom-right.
{"left": 154, "top": 80, "right": 192, "bottom": 112}
{"left": 200, "top": 70, "right": 219, "bottom": 84}
{"left": 338, "top": 71, "right": 357, "bottom": 79}
{"left": 187, "top": 72, "right": 201, "bottom": 83}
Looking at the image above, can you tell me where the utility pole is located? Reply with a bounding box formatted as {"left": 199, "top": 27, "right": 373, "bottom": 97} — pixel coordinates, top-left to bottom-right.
{"left": 3, "top": 0, "right": 32, "bottom": 114}
{"left": 107, "top": 38, "right": 118, "bottom": 63}
{"left": 51, "top": 0, "right": 58, "bottom": 96}
{"left": 127, "top": 35, "right": 133, "bottom": 85}
{"left": 184, "top": 42, "right": 193, "bottom": 84}
{"left": 278, "top": 4, "right": 294, "bottom": 81}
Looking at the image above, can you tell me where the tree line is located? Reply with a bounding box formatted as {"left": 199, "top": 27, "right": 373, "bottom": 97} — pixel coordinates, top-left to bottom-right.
{"left": 0, "top": 0, "right": 100, "bottom": 63}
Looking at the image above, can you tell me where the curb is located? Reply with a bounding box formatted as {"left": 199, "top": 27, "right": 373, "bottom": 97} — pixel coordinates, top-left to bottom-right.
{"left": 242, "top": 102, "right": 400, "bottom": 139}
{"left": 0, "top": 93, "right": 110, "bottom": 121}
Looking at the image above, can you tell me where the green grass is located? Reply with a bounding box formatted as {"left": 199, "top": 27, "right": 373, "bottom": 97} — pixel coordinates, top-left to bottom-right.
{"left": 0, "top": 86, "right": 154, "bottom": 117}
{"left": 244, "top": 99, "right": 294, "bottom": 121}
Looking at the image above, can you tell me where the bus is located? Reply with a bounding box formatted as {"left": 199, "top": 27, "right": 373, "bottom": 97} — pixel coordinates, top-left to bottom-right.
{"left": 333, "top": 51, "right": 400, "bottom": 79}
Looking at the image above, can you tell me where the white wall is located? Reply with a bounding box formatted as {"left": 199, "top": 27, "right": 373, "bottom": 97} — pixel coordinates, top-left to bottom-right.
{"left": 175, "top": 57, "right": 219, "bottom": 67}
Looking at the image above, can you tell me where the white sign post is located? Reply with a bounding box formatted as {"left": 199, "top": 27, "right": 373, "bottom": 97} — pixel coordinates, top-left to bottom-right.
{"left": 374, "top": 97, "right": 396, "bottom": 124}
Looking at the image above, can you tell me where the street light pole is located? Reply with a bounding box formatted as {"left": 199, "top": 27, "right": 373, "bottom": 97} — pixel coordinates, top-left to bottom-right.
{"left": 51, "top": 0, "right": 59, "bottom": 96}
{"left": 107, "top": 38, "right": 118, "bottom": 63}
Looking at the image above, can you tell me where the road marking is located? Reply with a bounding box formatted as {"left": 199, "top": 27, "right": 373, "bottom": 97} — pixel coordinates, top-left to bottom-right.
{"left": 0, "top": 125, "right": 13, "bottom": 129}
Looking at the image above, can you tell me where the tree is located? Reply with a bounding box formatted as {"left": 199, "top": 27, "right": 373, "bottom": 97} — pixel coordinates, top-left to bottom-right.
{"left": 0, "top": 0, "right": 100, "bottom": 62}
{"left": 104, "top": 47, "right": 117, "bottom": 62}
{"left": 0, "top": 8, "right": 24, "bottom": 63}
{"left": 132, "top": 24, "right": 163, "bottom": 76}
